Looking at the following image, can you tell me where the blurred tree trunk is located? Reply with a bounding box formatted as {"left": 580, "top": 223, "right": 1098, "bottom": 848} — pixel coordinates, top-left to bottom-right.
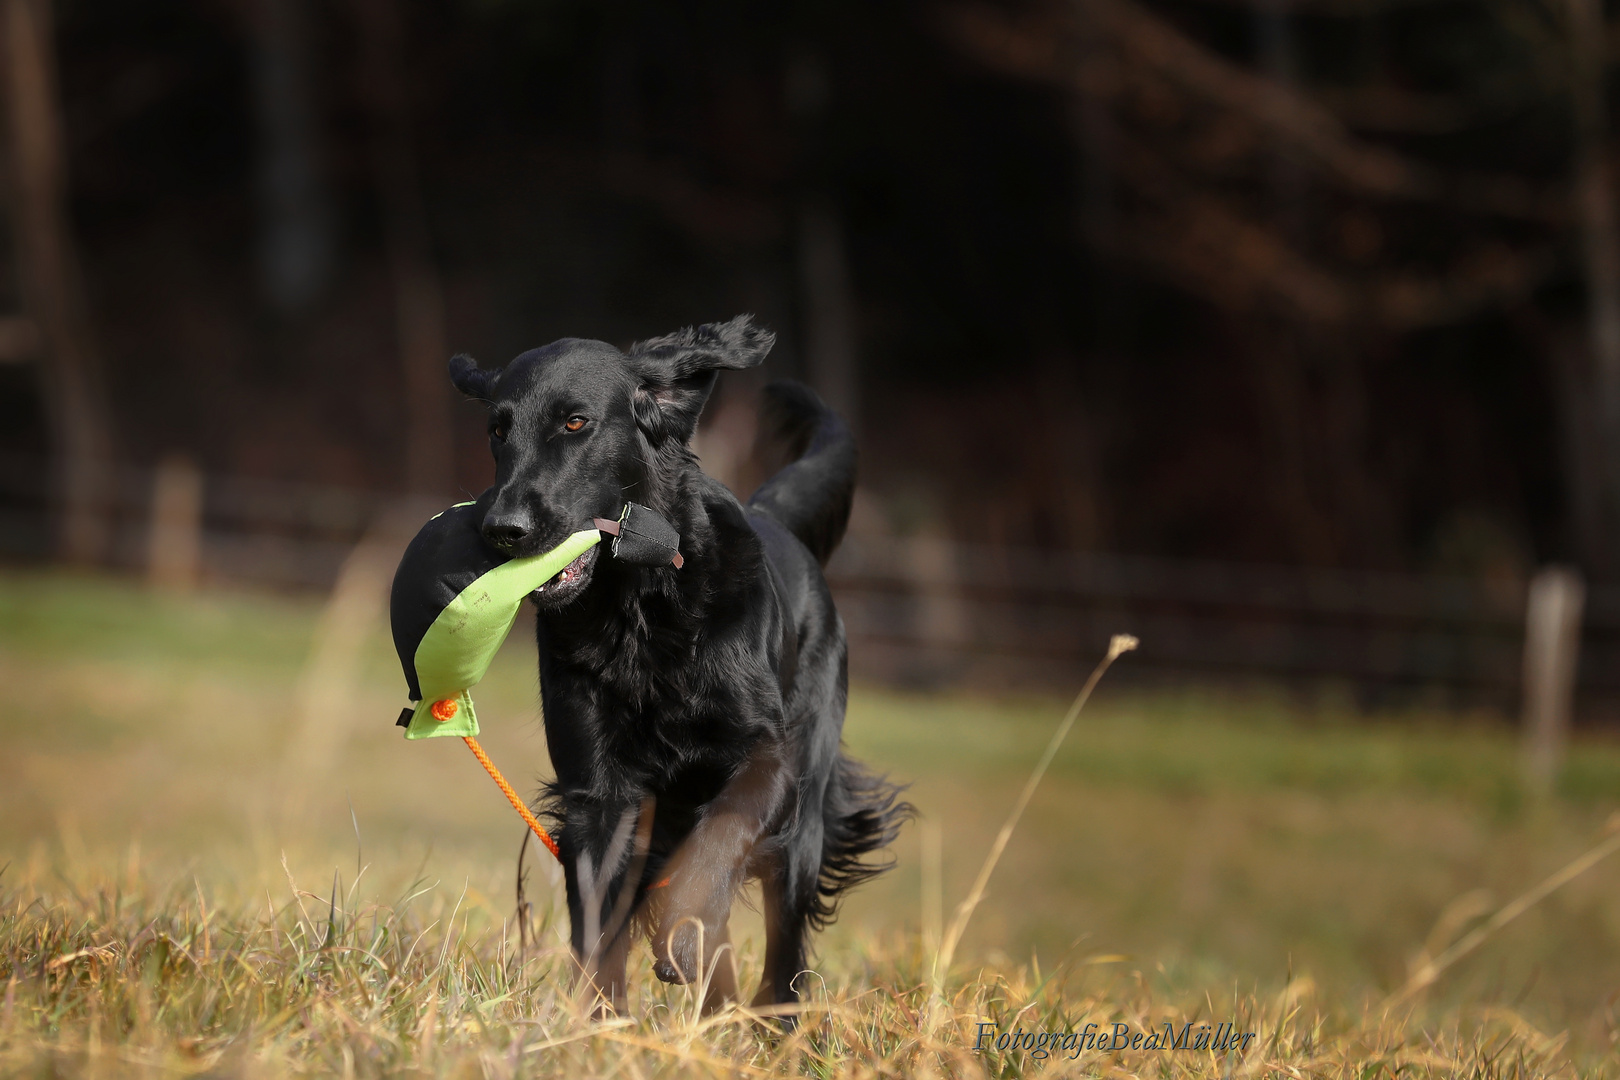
{"left": 352, "top": 0, "right": 453, "bottom": 496}
{"left": 1067, "top": 1, "right": 1126, "bottom": 351}
{"left": 1548, "top": 325, "right": 1607, "bottom": 566}
{"left": 248, "top": 0, "right": 334, "bottom": 316}
{"left": 1569, "top": 0, "right": 1620, "bottom": 574}
{"left": 798, "top": 197, "right": 860, "bottom": 432}
{"left": 1254, "top": 0, "right": 1306, "bottom": 243}
{"left": 1251, "top": 0, "right": 1349, "bottom": 565}
{"left": 788, "top": 51, "right": 861, "bottom": 434}
{"left": 3, "top": 0, "right": 112, "bottom": 562}
{"left": 1246, "top": 319, "right": 1339, "bottom": 563}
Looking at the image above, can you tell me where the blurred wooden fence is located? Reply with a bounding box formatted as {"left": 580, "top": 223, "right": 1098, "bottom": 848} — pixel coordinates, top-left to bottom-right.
{"left": 828, "top": 536, "right": 1538, "bottom": 700}
{"left": 3, "top": 453, "right": 1618, "bottom": 712}
{"left": 0, "top": 452, "right": 386, "bottom": 587}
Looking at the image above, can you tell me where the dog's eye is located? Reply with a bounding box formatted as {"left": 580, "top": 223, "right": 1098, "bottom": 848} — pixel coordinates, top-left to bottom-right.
{"left": 491, "top": 423, "right": 507, "bottom": 442}
{"left": 564, "top": 416, "right": 587, "bottom": 433}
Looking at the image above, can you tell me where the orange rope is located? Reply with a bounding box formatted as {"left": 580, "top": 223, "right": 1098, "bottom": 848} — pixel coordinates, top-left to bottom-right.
{"left": 462, "top": 733, "right": 669, "bottom": 888}
{"left": 462, "top": 735, "right": 560, "bottom": 860}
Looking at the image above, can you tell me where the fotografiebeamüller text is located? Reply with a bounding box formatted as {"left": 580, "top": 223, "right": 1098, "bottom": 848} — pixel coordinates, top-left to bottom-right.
{"left": 974, "top": 1021, "right": 1257, "bottom": 1058}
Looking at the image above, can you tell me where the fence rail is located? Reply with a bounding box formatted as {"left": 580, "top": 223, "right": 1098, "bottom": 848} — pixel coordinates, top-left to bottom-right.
{"left": 3, "top": 455, "right": 1617, "bottom": 713}
{"left": 828, "top": 537, "right": 1525, "bottom": 697}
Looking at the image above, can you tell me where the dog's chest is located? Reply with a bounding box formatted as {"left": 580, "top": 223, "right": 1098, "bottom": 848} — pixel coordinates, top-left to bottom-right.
{"left": 564, "top": 642, "right": 772, "bottom": 785}
{"left": 539, "top": 569, "right": 782, "bottom": 792}
{"left": 601, "top": 654, "right": 756, "bottom": 735}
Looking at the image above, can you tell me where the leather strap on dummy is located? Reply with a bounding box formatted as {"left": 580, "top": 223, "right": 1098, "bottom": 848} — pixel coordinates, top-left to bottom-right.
{"left": 593, "top": 503, "right": 684, "bottom": 568}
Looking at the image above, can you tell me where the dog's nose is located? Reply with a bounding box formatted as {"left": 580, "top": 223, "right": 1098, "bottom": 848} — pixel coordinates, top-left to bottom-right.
{"left": 482, "top": 517, "right": 531, "bottom": 552}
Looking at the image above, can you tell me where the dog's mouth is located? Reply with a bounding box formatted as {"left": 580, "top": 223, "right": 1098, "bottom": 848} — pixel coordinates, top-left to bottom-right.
{"left": 530, "top": 545, "right": 599, "bottom": 607}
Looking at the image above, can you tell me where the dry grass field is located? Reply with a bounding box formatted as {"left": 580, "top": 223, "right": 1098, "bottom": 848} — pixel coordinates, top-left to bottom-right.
{"left": 2, "top": 569, "right": 1619, "bottom": 1077}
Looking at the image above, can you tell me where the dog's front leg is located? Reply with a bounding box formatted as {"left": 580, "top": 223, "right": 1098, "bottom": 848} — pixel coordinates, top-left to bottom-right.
{"left": 652, "top": 739, "right": 788, "bottom": 996}
{"left": 562, "top": 800, "right": 643, "bottom": 1016}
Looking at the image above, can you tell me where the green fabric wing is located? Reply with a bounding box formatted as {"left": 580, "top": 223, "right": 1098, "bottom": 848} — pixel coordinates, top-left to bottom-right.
{"left": 403, "top": 527, "right": 602, "bottom": 740}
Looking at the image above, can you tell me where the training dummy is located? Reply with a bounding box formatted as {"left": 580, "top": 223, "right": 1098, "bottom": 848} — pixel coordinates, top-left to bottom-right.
{"left": 388, "top": 499, "right": 682, "bottom": 855}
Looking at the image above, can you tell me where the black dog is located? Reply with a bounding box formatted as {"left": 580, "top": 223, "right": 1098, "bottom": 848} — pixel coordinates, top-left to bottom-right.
{"left": 448, "top": 315, "right": 908, "bottom": 1013}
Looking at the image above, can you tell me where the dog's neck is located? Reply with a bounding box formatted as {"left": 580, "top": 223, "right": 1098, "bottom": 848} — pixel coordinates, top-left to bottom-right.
{"left": 621, "top": 438, "right": 694, "bottom": 543}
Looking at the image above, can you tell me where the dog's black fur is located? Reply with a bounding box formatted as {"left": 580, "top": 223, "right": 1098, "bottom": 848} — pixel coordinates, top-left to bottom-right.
{"left": 450, "top": 315, "right": 909, "bottom": 1012}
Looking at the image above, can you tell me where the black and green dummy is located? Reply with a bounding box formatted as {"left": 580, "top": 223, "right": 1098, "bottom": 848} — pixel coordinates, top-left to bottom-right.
{"left": 389, "top": 500, "right": 682, "bottom": 739}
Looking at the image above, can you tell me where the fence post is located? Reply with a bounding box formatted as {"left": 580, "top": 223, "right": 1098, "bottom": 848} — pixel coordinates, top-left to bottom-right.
{"left": 146, "top": 456, "right": 202, "bottom": 591}
{"left": 906, "top": 530, "right": 967, "bottom": 682}
{"left": 1522, "top": 565, "right": 1585, "bottom": 793}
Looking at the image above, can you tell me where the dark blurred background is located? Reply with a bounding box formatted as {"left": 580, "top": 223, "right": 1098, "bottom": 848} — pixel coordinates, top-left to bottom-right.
{"left": 1, "top": 0, "right": 1617, "bottom": 711}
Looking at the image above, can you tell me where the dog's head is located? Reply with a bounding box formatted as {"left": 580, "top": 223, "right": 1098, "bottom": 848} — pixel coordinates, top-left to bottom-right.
{"left": 451, "top": 314, "right": 773, "bottom": 606}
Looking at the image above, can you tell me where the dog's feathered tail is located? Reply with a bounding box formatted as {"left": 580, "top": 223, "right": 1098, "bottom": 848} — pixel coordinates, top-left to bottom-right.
{"left": 747, "top": 381, "right": 856, "bottom": 566}
{"left": 809, "top": 755, "right": 914, "bottom": 931}
{"left": 749, "top": 380, "right": 904, "bottom": 928}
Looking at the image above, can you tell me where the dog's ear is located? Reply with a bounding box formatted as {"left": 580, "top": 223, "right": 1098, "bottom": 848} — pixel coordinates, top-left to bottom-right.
{"left": 625, "top": 314, "right": 774, "bottom": 443}
{"left": 449, "top": 353, "right": 497, "bottom": 401}
{"left": 627, "top": 314, "right": 775, "bottom": 380}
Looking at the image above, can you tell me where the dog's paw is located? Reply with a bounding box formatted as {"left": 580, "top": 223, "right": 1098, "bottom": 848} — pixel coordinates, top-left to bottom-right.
{"left": 652, "top": 919, "right": 706, "bottom": 984}
{"left": 649, "top": 860, "right": 736, "bottom": 984}
{"left": 652, "top": 957, "right": 687, "bottom": 984}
